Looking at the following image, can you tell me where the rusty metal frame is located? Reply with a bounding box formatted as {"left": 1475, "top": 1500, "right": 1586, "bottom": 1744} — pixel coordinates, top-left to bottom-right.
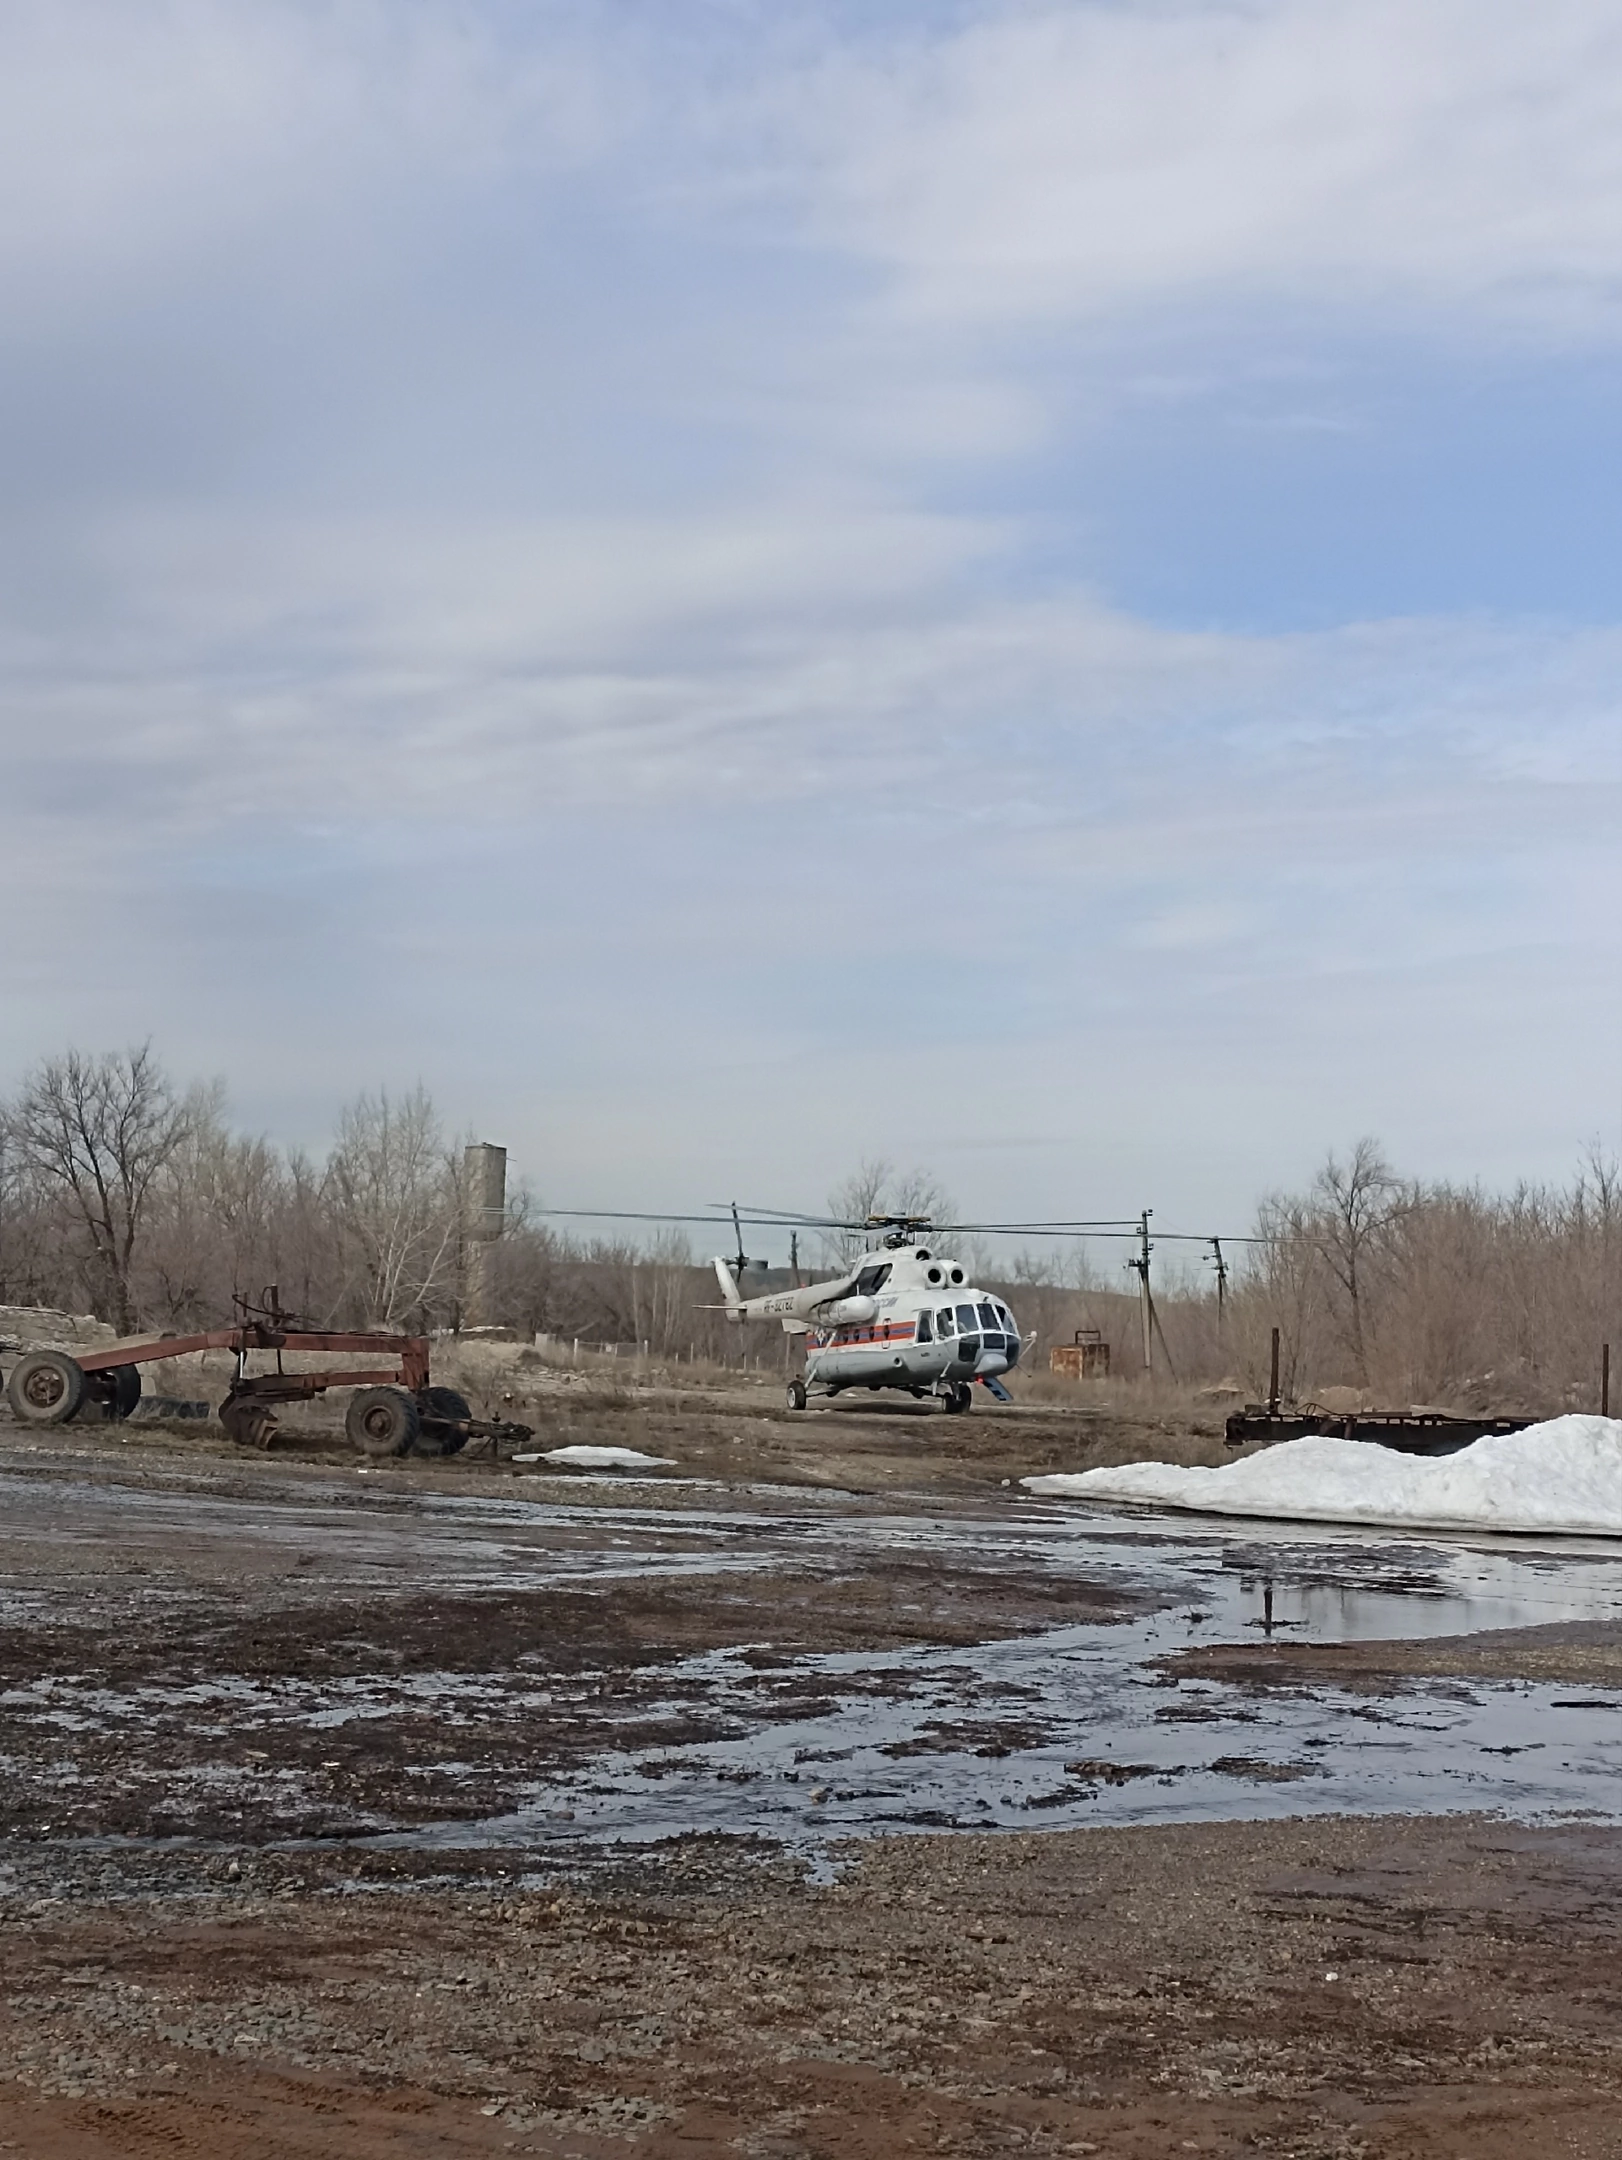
{"left": 77, "top": 1329, "right": 430, "bottom": 1393}
{"left": 31, "top": 1287, "right": 531, "bottom": 1453}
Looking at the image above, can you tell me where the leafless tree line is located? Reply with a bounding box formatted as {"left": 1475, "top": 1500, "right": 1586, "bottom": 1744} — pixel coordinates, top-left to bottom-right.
{"left": 0, "top": 1048, "right": 482, "bottom": 1336}
{"left": 1006, "top": 1139, "right": 1617, "bottom": 1411}
{"left": 1229, "top": 1138, "right": 1619, "bottom": 1410}
{"left": 0, "top": 1052, "right": 1615, "bottom": 1407}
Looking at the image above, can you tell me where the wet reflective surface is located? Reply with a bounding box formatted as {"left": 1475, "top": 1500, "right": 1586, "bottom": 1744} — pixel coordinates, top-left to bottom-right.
{"left": 404, "top": 1504, "right": 1622, "bottom": 1857}
{"left": 8, "top": 1460, "right": 1622, "bottom": 1859}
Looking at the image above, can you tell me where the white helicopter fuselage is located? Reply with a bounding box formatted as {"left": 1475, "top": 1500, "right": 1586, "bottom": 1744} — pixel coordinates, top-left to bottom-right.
{"left": 713, "top": 1244, "right": 1024, "bottom": 1409}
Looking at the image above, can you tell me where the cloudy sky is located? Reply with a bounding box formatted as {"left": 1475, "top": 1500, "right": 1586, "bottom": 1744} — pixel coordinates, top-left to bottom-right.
{"left": 2, "top": 0, "right": 1619, "bottom": 1247}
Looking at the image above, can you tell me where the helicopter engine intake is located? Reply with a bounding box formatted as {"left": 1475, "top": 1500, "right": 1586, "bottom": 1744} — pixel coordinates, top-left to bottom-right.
{"left": 812, "top": 1295, "right": 878, "bottom": 1328}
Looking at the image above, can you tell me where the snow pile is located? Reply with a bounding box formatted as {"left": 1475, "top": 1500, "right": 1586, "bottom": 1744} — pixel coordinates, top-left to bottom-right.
{"left": 1022, "top": 1417, "right": 1622, "bottom": 1536}
{"left": 514, "top": 1444, "right": 677, "bottom": 1472}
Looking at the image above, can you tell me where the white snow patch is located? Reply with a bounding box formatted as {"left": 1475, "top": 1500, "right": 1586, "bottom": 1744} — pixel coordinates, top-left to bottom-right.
{"left": 1022, "top": 1417, "right": 1622, "bottom": 1536}
{"left": 514, "top": 1445, "right": 678, "bottom": 1471}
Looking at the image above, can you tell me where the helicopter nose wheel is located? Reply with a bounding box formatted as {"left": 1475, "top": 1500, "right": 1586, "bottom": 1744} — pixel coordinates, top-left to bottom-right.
{"left": 942, "top": 1382, "right": 973, "bottom": 1414}
{"left": 786, "top": 1378, "right": 808, "bottom": 1412}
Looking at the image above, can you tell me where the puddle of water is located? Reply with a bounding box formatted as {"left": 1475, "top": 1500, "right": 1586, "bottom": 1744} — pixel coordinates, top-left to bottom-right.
{"left": 371, "top": 1522, "right": 1622, "bottom": 1857}
{"left": 12, "top": 1469, "right": 1622, "bottom": 1859}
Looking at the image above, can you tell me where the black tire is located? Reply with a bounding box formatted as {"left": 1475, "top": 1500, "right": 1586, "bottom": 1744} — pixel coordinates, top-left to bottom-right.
{"left": 415, "top": 1384, "right": 472, "bottom": 1457}
{"left": 345, "top": 1386, "right": 420, "bottom": 1459}
{"left": 786, "top": 1378, "right": 807, "bottom": 1411}
{"left": 942, "top": 1382, "right": 972, "bottom": 1415}
{"left": 6, "top": 1350, "right": 86, "bottom": 1426}
{"left": 106, "top": 1364, "right": 142, "bottom": 1420}
{"left": 72, "top": 1362, "right": 144, "bottom": 1423}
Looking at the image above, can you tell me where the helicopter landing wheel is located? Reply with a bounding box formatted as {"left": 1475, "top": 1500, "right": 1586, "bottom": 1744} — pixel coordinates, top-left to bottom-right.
{"left": 942, "top": 1382, "right": 973, "bottom": 1414}
{"left": 786, "top": 1378, "right": 807, "bottom": 1412}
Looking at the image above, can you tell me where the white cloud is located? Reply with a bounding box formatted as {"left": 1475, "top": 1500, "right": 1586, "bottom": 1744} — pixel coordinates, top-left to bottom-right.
{"left": 0, "top": 1, "right": 619, "bottom": 320}
{"left": 1, "top": 492, "right": 1616, "bottom": 843}
{"left": 0, "top": 2, "right": 1617, "bottom": 1211}
{"left": 780, "top": 0, "right": 1622, "bottom": 340}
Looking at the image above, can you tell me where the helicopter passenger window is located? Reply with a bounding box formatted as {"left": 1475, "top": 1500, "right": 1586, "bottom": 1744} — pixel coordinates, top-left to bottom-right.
{"left": 937, "top": 1308, "right": 955, "bottom": 1336}
{"left": 977, "top": 1302, "right": 997, "bottom": 1329}
{"left": 916, "top": 1312, "right": 932, "bottom": 1342}
{"left": 956, "top": 1304, "right": 977, "bottom": 1332}
{"left": 854, "top": 1264, "right": 892, "bottom": 1296}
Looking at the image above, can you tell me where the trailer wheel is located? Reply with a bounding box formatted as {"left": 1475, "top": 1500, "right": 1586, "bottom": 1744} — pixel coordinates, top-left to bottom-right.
{"left": 415, "top": 1385, "right": 472, "bottom": 1456}
{"left": 786, "top": 1378, "right": 807, "bottom": 1412}
{"left": 220, "top": 1394, "right": 278, "bottom": 1449}
{"left": 346, "top": 1386, "right": 420, "bottom": 1458}
{"left": 6, "top": 1350, "right": 86, "bottom": 1426}
{"left": 77, "top": 1363, "right": 142, "bottom": 1422}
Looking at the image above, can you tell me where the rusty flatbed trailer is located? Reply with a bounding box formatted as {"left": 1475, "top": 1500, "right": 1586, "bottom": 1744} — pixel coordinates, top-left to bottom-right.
{"left": 1, "top": 1290, "right": 531, "bottom": 1459}
{"left": 1225, "top": 1406, "right": 1539, "bottom": 1457}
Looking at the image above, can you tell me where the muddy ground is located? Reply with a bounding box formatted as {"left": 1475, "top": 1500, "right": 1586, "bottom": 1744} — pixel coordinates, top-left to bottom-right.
{"left": 5, "top": 1388, "right": 1622, "bottom": 2156}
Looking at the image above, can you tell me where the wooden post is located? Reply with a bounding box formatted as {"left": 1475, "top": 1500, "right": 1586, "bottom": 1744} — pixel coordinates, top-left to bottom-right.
{"left": 1269, "top": 1326, "right": 1281, "bottom": 1415}
{"left": 1604, "top": 1342, "right": 1612, "bottom": 1418}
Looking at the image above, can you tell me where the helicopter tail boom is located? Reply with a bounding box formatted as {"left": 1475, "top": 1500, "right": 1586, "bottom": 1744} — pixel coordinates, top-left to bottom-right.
{"left": 710, "top": 1259, "right": 865, "bottom": 1328}
{"left": 712, "top": 1256, "right": 744, "bottom": 1317}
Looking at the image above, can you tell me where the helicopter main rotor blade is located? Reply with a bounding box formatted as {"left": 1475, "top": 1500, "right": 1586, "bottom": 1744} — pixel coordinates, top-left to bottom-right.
{"left": 715, "top": 1204, "right": 865, "bottom": 1230}
{"left": 538, "top": 1208, "right": 741, "bottom": 1227}
{"left": 538, "top": 1206, "right": 1268, "bottom": 1245}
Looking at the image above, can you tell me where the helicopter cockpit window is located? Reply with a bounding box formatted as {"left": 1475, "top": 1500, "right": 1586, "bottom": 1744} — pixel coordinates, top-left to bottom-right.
{"left": 916, "top": 1312, "right": 933, "bottom": 1342}
{"left": 937, "top": 1308, "right": 955, "bottom": 1336}
{"left": 955, "top": 1304, "right": 977, "bottom": 1333}
{"left": 977, "top": 1302, "right": 997, "bottom": 1330}
{"left": 854, "top": 1264, "right": 892, "bottom": 1296}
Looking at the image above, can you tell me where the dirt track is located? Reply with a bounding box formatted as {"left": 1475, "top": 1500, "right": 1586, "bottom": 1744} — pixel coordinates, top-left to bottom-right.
{"left": 5, "top": 1392, "right": 1622, "bottom": 2156}
{"left": 10, "top": 1817, "right": 1622, "bottom": 2159}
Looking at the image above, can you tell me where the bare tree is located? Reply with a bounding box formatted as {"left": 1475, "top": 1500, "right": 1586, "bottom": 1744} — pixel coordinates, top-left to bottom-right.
{"left": 823, "top": 1160, "right": 957, "bottom": 1266}
{"left": 1310, "top": 1140, "right": 1414, "bottom": 1384}
{"left": 1242, "top": 1190, "right": 1330, "bottom": 1400}
{"left": 5, "top": 1046, "right": 198, "bottom": 1332}
{"left": 142, "top": 1110, "right": 287, "bottom": 1329}
{"left": 324, "top": 1087, "right": 459, "bottom": 1328}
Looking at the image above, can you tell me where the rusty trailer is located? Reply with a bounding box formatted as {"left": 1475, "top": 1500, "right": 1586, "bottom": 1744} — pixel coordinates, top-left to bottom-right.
{"left": 1, "top": 1289, "right": 531, "bottom": 1459}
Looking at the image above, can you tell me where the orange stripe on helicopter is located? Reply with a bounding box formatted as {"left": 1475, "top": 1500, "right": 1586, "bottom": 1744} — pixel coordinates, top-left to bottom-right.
{"left": 813, "top": 1321, "right": 918, "bottom": 1348}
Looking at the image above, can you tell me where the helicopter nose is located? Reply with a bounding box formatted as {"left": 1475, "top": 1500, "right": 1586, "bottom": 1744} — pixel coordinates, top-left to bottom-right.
{"left": 975, "top": 1350, "right": 1009, "bottom": 1377}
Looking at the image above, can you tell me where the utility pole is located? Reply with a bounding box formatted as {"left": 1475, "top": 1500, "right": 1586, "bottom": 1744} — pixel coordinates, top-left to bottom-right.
{"left": 1127, "top": 1211, "right": 1154, "bottom": 1375}
{"left": 1209, "top": 1236, "right": 1229, "bottom": 1340}
{"left": 790, "top": 1232, "right": 800, "bottom": 1287}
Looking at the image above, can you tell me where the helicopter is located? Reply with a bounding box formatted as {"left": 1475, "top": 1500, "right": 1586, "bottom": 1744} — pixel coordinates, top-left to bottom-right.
{"left": 534, "top": 1198, "right": 1161, "bottom": 1411}
{"left": 711, "top": 1212, "right": 1029, "bottom": 1414}
{"left": 537, "top": 1196, "right": 1237, "bottom": 1409}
